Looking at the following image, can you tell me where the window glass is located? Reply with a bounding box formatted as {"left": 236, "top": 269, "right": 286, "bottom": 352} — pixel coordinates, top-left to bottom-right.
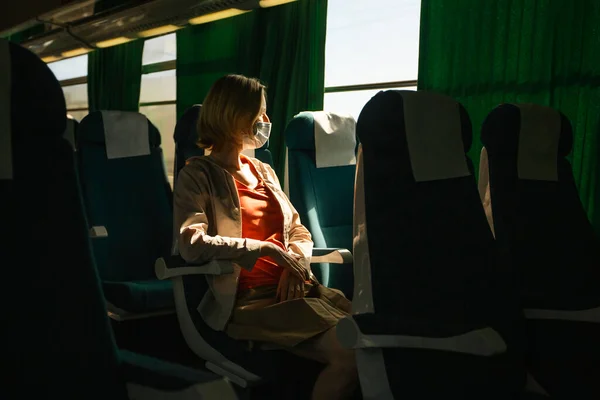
{"left": 140, "top": 70, "right": 176, "bottom": 103}
{"left": 48, "top": 55, "right": 88, "bottom": 81}
{"left": 140, "top": 104, "right": 177, "bottom": 187}
{"left": 325, "top": 0, "right": 421, "bottom": 87}
{"left": 324, "top": 87, "right": 417, "bottom": 121}
{"left": 142, "top": 33, "right": 177, "bottom": 65}
{"left": 67, "top": 110, "right": 88, "bottom": 122}
{"left": 63, "top": 84, "right": 88, "bottom": 110}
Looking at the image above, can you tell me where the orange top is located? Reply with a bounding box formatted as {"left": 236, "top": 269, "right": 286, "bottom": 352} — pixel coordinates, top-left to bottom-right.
{"left": 235, "top": 157, "right": 285, "bottom": 291}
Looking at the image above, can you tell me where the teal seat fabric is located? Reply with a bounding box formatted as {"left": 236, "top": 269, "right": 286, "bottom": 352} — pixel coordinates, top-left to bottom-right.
{"left": 255, "top": 139, "right": 273, "bottom": 167}
{"left": 284, "top": 111, "right": 357, "bottom": 297}
{"left": 76, "top": 111, "right": 174, "bottom": 313}
{"left": 103, "top": 279, "right": 175, "bottom": 314}
{"left": 2, "top": 39, "right": 227, "bottom": 399}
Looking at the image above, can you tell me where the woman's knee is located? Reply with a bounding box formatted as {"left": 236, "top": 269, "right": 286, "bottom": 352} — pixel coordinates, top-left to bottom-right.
{"left": 328, "top": 347, "right": 357, "bottom": 372}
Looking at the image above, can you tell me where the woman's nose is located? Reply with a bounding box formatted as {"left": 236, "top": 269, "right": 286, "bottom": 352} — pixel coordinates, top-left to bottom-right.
{"left": 261, "top": 113, "right": 271, "bottom": 123}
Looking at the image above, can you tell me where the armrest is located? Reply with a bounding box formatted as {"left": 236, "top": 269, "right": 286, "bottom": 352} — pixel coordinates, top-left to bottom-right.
{"left": 311, "top": 248, "right": 353, "bottom": 264}
{"left": 155, "top": 256, "right": 235, "bottom": 280}
{"left": 523, "top": 306, "right": 600, "bottom": 323}
{"left": 119, "top": 349, "right": 238, "bottom": 399}
{"left": 89, "top": 226, "right": 108, "bottom": 238}
{"left": 336, "top": 316, "right": 506, "bottom": 357}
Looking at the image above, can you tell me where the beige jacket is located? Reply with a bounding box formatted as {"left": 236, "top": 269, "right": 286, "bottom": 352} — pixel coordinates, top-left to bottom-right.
{"left": 173, "top": 155, "right": 313, "bottom": 331}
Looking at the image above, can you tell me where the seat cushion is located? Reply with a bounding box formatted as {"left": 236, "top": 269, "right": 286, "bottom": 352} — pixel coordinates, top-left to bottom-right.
{"left": 103, "top": 280, "right": 174, "bottom": 313}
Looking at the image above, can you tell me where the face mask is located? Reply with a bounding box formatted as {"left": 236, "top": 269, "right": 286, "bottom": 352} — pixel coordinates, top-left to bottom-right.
{"left": 243, "top": 121, "right": 272, "bottom": 150}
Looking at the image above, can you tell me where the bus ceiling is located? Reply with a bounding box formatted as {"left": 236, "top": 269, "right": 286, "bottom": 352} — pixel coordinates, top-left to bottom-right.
{"left": 1, "top": 0, "right": 296, "bottom": 63}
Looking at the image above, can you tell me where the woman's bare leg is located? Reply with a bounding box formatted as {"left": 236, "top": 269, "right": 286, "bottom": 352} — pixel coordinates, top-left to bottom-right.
{"left": 290, "top": 326, "right": 359, "bottom": 400}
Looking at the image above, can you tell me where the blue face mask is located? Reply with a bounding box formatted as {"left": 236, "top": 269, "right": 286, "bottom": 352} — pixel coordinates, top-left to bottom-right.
{"left": 243, "top": 121, "right": 272, "bottom": 150}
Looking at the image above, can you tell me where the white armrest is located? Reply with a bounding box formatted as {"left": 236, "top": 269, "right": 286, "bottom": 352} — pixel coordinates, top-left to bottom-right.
{"left": 105, "top": 301, "right": 173, "bottom": 321}
{"left": 336, "top": 316, "right": 506, "bottom": 356}
{"left": 524, "top": 306, "right": 600, "bottom": 323}
{"left": 154, "top": 258, "right": 234, "bottom": 280}
{"left": 311, "top": 248, "right": 353, "bottom": 264}
{"left": 89, "top": 226, "right": 108, "bottom": 238}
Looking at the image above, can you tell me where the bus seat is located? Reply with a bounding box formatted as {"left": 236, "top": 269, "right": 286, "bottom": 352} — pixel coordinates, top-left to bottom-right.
{"left": 480, "top": 103, "right": 600, "bottom": 399}
{"left": 64, "top": 115, "right": 79, "bottom": 149}
{"left": 337, "top": 90, "right": 524, "bottom": 399}
{"left": 174, "top": 104, "right": 204, "bottom": 185}
{"left": 77, "top": 110, "right": 175, "bottom": 320}
{"left": 1, "top": 38, "right": 237, "bottom": 400}
{"left": 284, "top": 111, "right": 356, "bottom": 297}
{"left": 154, "top": 250, "right": 352, "bottom": 394}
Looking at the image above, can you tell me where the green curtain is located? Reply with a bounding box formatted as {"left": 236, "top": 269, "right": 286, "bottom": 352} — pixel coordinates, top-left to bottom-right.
{"left": 176, "top": 0, "right": 327, "bottom": 178}
{"left": 176, "top": 12, "right": 258, "bottom": 117}
{"left": 418, "top": 0, "right": 600, "bottom": 234}
{"left": 87, "top": 40, "right": 145, "bottom": 112}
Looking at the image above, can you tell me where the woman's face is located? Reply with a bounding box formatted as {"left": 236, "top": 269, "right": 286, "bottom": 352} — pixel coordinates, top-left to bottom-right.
{"left": 240, "top": 93, "right": 269, "bottom": 137}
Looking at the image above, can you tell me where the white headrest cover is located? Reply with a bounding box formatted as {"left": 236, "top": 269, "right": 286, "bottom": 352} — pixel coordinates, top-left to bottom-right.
{"left": 402, "top": 91, "right": 470, "bottom": 182}
{"left": 313, "top": 111, "right": 357, "bottom": 168}
{"left": 101, "top": 111, "right": 150, "bottom": 160}
{"left": 0, "top": 39, "right": 12, "bottom": 180}
{"left": 64, "top": 118, "right": 76, "bottom": 150}
{"left": 516, "top": 104, "right": 560, "bottom": 181}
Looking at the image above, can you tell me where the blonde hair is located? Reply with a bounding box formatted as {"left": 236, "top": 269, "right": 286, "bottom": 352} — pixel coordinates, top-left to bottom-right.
{"left": 197, "top": 74, "right": 266, "bottom": 151}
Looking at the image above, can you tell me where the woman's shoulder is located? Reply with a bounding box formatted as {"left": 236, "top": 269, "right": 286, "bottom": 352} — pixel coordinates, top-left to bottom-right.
{"left": 177, "top": 156, "right": 223, "bottom": 186}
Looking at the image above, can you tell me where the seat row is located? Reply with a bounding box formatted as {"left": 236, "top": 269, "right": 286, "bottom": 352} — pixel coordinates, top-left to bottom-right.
{"left": 4, "top": 37, "right": 598, "bottom": 399}
{"left": 59, "top": 84, "right": 600, "bottom": 399}
{"left": 157, "top": 91, "right": 600, "bottom": 399}
{"left": 1, "top": 39, "right": 237, "bottom": 399}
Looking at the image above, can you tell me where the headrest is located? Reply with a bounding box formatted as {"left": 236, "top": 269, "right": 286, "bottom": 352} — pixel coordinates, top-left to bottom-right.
{"left": 173, "top": 104, "right": 201, "bottom": 149}
{"left": 357, "top": 90, "right": 471, "bottom": 182}
{"left": 481, "top": 103, "right": 573, "bottom": 181}
{"left": 78, "top": 111, "right": 160, "bottom": 160}
{"left": 1, "top": 39, "right": 67, "bottom": 180}
{"left": 285, "top": 111, "right": 357, "bottom": 168}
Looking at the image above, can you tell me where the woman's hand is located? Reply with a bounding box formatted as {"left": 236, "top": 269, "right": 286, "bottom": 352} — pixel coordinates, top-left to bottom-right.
{"left": 276, "top": 269, "right": 305, "bottom": 302}
{"left": 260, "top": 242, "right": 309, "bottom": 281}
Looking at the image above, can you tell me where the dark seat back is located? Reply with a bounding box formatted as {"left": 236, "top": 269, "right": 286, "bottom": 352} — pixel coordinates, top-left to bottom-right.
{"left": 356, "top": 90, "right": 499, "bottom": 322}
{"left": 480, "top": 103, "right": 600, "bottom": 309}
{"left": 351, "top": 89, "right": 525, "bottom": 397}
{"left": 480, "top": 102, "right": 600, "bottom": 399}
{"left": 1, "top": 39, "right": 125, "bottom": 399}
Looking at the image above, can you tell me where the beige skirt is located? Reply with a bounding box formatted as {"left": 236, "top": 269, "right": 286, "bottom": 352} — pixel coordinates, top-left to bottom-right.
{"left": 225, "top": 282, "right": 352, "bottom": 348}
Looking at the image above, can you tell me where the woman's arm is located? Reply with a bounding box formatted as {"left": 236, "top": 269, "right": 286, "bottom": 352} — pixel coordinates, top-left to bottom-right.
{"left": 174, "top": 167, "right": 261, "bottom": 271}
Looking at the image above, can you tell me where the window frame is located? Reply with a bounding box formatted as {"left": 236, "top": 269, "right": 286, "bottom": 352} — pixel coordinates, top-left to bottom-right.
{"left": 60, "top": 59, "right": 177, "bottom": 114}
{"left": 324, "top": 79, "right": 417, "bottom": 95}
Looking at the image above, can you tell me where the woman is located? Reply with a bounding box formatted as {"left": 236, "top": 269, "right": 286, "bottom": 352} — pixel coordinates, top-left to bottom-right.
{"left": 174, "top": 74, "right": 358, "bottom": 400}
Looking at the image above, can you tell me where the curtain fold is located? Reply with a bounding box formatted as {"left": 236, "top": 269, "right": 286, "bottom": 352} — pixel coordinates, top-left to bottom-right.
{"left": 87, "top": 40, "right": 145, "bottom": 112}
{"left": 176, "top": 0, "right": 327, "bottom": 178}
{"left": 176, "top": 12, "right": 258, "bottom": 118}
{"left": 418, "top": 0, "right": 600, "bottom": 233}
